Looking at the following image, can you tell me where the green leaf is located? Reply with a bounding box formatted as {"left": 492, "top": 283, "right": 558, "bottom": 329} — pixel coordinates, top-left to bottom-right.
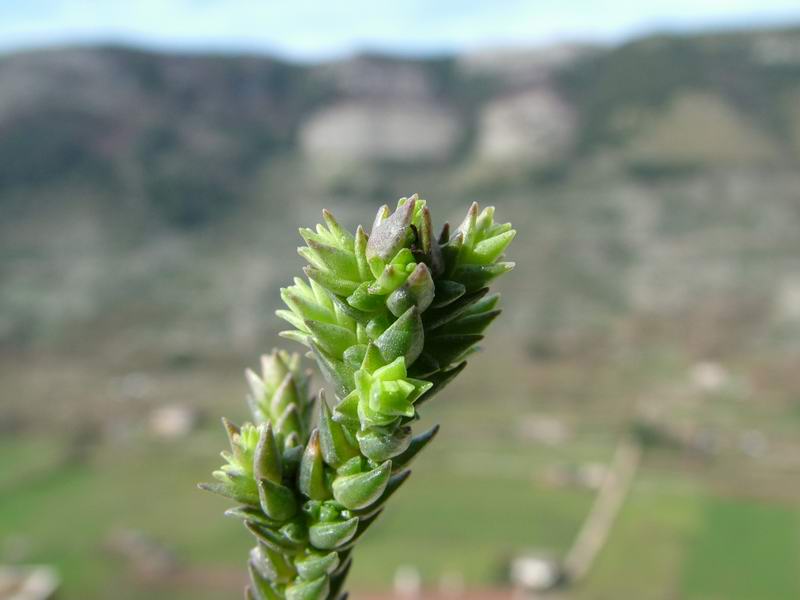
{"left": 322, "top": 209, "right": 355, "bottom": 248}
{"left": 224, "top": 506, "right": 282, "bottom": 529}
{"left": 423, "top": 288, "right": 488, "bottom": 330}
{"left": 247, "top": 559, "right": 284, "bottom": 600}
{"left": 327, "top": 557, "right": 352, "bottom": 600}
{"left": 304, "top": 320, "right": 357, "bottom": 358}
{"left": 308, "top": 517, "right": 359, "bottom": 550}
{"left": 318, "top": 393, "right": 359, "bottom": 468}
{"left": 309, "top": 342, "right": 354, "bottom": 397}
{"left": 423, "top": 334, "right": 483, "bottom": 368}
{"left": 250, "top": 544, "right": 296, "bottom": 584}
{"left": 286, "top": 575, "right": 329, "bottom": 600}
{"left": 304, "top": 238, "right": 360, "bottom": 282}
{"left": 413, "top": 361, "right": 467, "bottom": 406}
{"left": 356, "top": 426, "right": 412, "bottom": 462}
{"left": 346, "top": 282, "right": 386, "bottom": 312}
{"left": 258, "top": 478, "right": 297, "bottom": 522}
{"left": 270, "top": 373, "right": 301, "bottom": 418}
{"left": 332, "top": 460, "right": 391, "bottom": 510}
{"left": 451, "top": 262, "right": 514, "bottom": 292}
{"left": 281, "top": 286, "right": 332, "bottom": 325}
{"left": 339, "top": 508, "right": 384, "bottom": 549}
{"left": 439, "top": 309, "right": 501, "bottom": 335}
{"left": 275, "top": 404, "right": 302, "bottom": 439}
{"left": 467, "top": 229, "right": 516, "bottom": 264}
{"left": 198, "top": 481, "right": 259, "bottom": 507}
{"left": 374, "top": 307, "right": 424, "bottom": 365}
{"left": 354, "top": 469, "right": 411, "bottom": 518}
{"left": 295, "top": 551, "right": 340, "bottom": 580}
{"left": 304, "top": 266, "right": 360, "bottom": 297}
{"left": 245, "top": 521, "right": 304, "bottom": 553}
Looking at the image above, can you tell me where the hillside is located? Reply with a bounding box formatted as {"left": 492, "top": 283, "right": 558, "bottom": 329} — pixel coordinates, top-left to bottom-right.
{"left": 2, "top": 25, "right": 800, "bottom": 362}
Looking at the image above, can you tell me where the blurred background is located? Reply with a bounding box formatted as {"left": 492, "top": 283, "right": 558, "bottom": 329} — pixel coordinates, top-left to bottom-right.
{"left": 2, "top": 2, "right": 800, "bottom": 599}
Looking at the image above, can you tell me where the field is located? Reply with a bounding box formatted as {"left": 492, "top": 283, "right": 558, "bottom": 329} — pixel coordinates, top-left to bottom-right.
{"left": 3, "top": 336, "right": 799, "bottom": 599}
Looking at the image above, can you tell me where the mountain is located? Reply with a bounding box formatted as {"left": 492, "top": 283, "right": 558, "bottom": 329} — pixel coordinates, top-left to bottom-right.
{"left": 2, "top": 25, "right": 800, "bottom": 358}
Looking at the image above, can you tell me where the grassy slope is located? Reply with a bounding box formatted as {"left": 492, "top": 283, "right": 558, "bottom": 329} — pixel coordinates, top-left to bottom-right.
{"left": 4, "top": 338, "right": 800, "bottom": 598}
{"left": 576, "top": 469, "right": 800, "bottom": 600}
{"left": 0, "top": 430, "right": 594, "bottom": 598}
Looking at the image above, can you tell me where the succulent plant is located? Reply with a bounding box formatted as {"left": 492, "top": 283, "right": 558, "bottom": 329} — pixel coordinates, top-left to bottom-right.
{"left": 201, "top": 195, "right": 515, "bottom": 599}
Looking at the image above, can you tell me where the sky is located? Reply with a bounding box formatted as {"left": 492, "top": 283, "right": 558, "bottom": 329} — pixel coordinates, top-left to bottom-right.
{"left": 1, "top": 0, "right": 799, "bottom": 60}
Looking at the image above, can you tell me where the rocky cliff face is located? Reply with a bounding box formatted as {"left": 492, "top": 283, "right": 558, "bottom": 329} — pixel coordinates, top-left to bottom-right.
{"left": 300, "top": 100, "right": 462, "bottom": 161}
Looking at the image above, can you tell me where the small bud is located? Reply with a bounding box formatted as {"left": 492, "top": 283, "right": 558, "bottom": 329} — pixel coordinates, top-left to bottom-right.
{"left": 261, "top": 350, "right": 292, "bottom": 394}
{"left": 270, "top": 372, "right": 301, "bottom": 417}
{"left": 298, "top": 430, "right": 331, "bottom": 501}
{"left": 416, "top": 206, "right": 444, "bottom": 276}
{"left": 322, "top": 209, "right": 355, "bottom": 247}
{"left": 386, "top": 263, "right": 435, "bottom": 317}
{"left": 367, "top": 197, "right": 416, "bottom": 264}
{"left": 275, "top": 404, "right": 302, "bottom": 439}
{"left": 254, "top": 423, "right": 282, "bottom": 483}
{"left": 457, "top": 201, "right": 480, "bottom": 248}
{"left": 245, "top": 369, "right": 266, "bottom": 404}
{"left": 222, "top": 417, "right": 241, "bottom": 451}
{"left": 354, "top": 226, "right": 371, "bottom": 281}
{"left": 371, "top": 204, "right": 390, "bottom": 232}
{"left": 438, "top": 221, "right": 451, "bottom": 244}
